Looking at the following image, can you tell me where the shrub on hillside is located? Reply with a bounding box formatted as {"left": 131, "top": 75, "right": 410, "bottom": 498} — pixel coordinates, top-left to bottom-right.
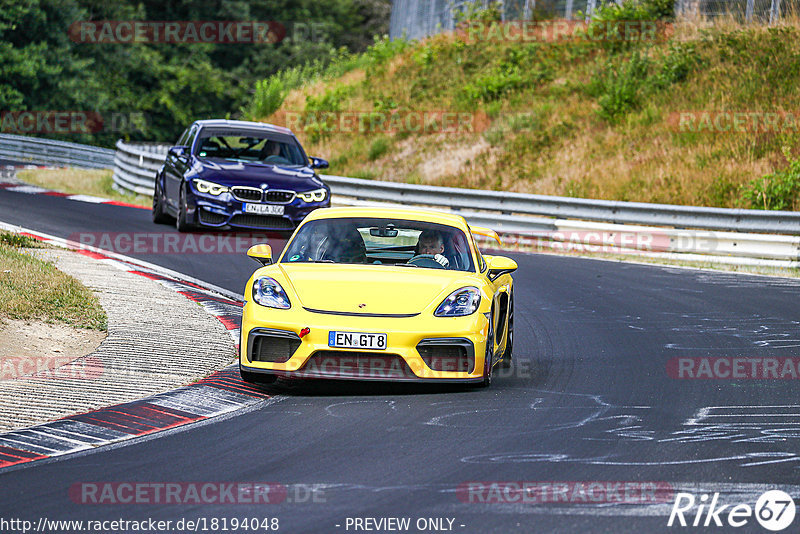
{"left": 742, "top": 150, "right": 800, "bottom": 210}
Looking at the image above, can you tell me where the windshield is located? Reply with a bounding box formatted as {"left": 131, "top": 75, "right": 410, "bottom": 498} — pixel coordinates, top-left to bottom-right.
{"left": 281, "top": 218, "right": 475, "bottom": 272}
{"left": 194, "top": 130, "right": 306, "bottom": 165}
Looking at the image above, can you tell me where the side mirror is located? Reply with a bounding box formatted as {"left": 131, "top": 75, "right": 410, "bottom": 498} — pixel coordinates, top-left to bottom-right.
{"left": 169, "top": 145, "right": 189, "bottom": 159}
{"left": 310, "top": 157, "right": 329, "bottom": 169}
{"left": 247, "top": 244, "right": 273, "bottom": 266}
{"left": 486, "top": 255, "right": 517, "bottom": 281}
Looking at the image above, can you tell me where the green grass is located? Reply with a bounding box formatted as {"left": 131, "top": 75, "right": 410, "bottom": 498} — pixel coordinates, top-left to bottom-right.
{"left": 0, "top": 233, "right": 107, "bottom": 330}
{"left": 16, "top": 168, "right": 150, "bottom": 207}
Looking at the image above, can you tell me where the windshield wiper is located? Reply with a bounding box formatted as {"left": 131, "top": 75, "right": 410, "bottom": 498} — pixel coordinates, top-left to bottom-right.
{"left": 394, "top": 263, "right": 419, "bottom": 267}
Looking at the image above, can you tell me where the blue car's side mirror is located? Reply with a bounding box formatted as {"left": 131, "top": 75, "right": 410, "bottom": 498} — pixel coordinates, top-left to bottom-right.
{"left": 169, "top": 146, "right": 189, "bottom": 159}
{"left": 310, "top": 157, "right": 329, "bottom": 169}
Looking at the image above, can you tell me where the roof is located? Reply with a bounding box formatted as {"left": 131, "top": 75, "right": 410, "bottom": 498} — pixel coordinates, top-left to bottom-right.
{"left": 302, "top": 206, "right": 469, "bottom": 229}
{"left": 192, "top": 119, "right": 292, "bottom": 135}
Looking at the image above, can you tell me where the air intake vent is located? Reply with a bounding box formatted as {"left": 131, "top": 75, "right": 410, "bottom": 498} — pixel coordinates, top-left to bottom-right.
{"left": 231, "top": 187, "right": 262, "bottom": 202}
{"left": 248, "top": 330, "right": 301, "bottom": 363}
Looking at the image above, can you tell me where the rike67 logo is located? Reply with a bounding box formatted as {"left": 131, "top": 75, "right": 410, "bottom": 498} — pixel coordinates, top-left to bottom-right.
{"left": 668, "top": 490, "right": 796, "bottom": 531}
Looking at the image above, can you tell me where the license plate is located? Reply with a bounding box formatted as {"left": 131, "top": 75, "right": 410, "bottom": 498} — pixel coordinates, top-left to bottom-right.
{"left": 328, "top": 331, "right": 387, "bottom": 350}
{"left": 244, "top": 203, "right": 284, "bottom": 215}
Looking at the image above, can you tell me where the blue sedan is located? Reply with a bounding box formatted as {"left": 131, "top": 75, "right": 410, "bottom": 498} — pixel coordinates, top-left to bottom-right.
{"left": 152, "top": 119, "right": 331, "bottom": 232}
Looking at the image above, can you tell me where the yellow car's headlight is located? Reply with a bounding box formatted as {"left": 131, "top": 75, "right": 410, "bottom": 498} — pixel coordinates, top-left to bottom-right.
{"left": 298, "top": 188, "right": 327, "bottom": 203}
{"left": 434, "top": 287, "right": 481, "bottom": 317}
{"left": 194, "top": 179, "right": 229, "bottom": 196}
{"left": 252, "top": 277, "right": 291, "bottom": 309}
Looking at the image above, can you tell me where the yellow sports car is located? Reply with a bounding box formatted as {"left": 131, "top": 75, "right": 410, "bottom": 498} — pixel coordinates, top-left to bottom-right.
{"left": 239, "top": 206, "right": 517, "bottom": 386}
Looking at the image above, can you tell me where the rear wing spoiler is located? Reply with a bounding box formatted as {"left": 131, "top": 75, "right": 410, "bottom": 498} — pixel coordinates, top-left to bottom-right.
{"left": 470, "top": 226, "right": 502, "bottom": 245}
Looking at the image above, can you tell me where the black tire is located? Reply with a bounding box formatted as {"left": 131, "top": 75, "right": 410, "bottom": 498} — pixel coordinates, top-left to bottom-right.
{"left": 481, "top": 310, "right": 495, "bottom": 387}
{"left": 499, "top": 293, "right": 514, "bottom": 368}
{"left": 175, "top": 184, "right": 194, "bottom": 232}
{"left": 151, "top": 176, "right": 171, "bottom": 224}
{"left": 240, "top": 367, "right": 278, "bottom": 385}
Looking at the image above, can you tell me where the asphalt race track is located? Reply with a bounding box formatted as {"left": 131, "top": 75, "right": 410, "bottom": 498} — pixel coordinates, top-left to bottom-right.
{"left": 2, "top": 186, "right": 800, "bottom": 533}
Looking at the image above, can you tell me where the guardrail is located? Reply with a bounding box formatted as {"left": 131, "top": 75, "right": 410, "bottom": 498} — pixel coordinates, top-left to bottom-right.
{"left": 112, "top": 141, "right": 168, "bottom": 196}
{"left": 0, "top": 134, "right": 114, "bottom": 169}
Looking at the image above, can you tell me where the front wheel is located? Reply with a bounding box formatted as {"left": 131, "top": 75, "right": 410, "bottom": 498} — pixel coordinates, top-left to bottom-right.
{"left": 175, "top": 185, "right": 194, "bottom": 232}
{"left": 499, "top": 294, "right": 514, "bottom": 368}
{"left": 240, "top": 367, "right": 278, "bottom": 385}
{"left": 152, "top": 176, "right": 171, "bottom": 224}
{"left": 481, "top": 311, "right": 495, "bottom": 387}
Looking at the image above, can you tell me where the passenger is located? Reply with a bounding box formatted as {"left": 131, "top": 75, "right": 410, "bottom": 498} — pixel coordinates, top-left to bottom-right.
{"left": 325, "top": 224, "right": 367, "bottom": 264}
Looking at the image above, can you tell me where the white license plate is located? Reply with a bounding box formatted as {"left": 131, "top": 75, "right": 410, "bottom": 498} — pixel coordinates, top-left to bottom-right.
{"left": 244, "top": 203, "right": 284, "bottom": 215}
{"left": 328, "top": 331, "right": 387, "bottom": 350}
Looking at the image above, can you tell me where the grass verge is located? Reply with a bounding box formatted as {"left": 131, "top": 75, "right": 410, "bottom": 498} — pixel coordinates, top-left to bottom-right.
{"left": 0, "top": 232, "right": 107, "bottom": 330}
{"left": 15, "top": 168, "right": 150, "bottom": 208}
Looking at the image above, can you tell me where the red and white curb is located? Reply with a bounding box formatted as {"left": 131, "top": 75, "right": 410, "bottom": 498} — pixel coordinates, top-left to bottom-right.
{"left": 0, "top": 222, "right": 273, "bottom": 472}
{"left": 0, "top": 180, "right": 148, "bottom": 210}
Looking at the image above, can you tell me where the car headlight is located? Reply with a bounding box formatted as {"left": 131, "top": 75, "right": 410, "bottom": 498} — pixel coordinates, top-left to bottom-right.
{"left": 298, "top": 188, "right": 327, "bottom": 203}
{"left": 252, "top": 277, "right": 291, "bottom": 309}
{"left": 194, "top": 179, "right": 229, "bottom": 196}
{"left": 434, "top": 287, "right": 481, "bottom": 317}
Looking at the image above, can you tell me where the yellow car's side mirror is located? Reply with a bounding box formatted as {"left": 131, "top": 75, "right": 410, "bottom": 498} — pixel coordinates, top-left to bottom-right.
{"left": 486, "top": 255, "right": 517, "bottom": 281}
{"left": 247, "top": 244, "right": 273, "bottom": 266}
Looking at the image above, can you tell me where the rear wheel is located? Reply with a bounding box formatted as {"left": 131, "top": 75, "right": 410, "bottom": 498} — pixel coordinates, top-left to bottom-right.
{"left": 151, "top": 175, "right": 171, "bottom": 224}
{"left": 175, "top": 184, "right": 194, "bottom": 232}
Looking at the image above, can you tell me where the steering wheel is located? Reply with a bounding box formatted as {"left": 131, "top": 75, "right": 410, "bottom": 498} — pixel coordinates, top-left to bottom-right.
{"left": 407, "top": 254, "right": 446, "bottom": 269}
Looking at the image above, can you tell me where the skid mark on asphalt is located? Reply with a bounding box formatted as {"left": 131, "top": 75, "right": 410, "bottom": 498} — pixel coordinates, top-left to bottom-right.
{"left": 450, "top": 393, "right": 800, "bottom": 470}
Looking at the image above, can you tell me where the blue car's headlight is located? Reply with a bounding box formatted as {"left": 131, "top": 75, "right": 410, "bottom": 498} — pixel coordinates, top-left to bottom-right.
{"left": 434, "top": 287, "right": 481, "bottom": 317}
{"left": 252, "top": 277, "right": 291, "bottom": 309}
{"left": 297, "top": 188, "right": 327, "bottom": 203}
{"left": 194, "top": 179, "right": 229, "bottom": 196}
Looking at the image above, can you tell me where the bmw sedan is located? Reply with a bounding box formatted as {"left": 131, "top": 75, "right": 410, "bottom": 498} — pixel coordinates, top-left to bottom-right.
{"left": 152, "top": 119, "right": 331, "bottom": 232}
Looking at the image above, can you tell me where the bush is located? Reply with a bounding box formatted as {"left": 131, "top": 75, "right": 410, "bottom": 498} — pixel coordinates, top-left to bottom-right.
{"left": 368, "top": 137, "right": 390, "bottom": 160}
{"left": 242, "top": 68, "right": 304, "bottom": 120}
{"left": 592, "top": 51, "right": 651, "bottom": 122}
{"left": 742, "top": 150, "right": 800, "bottom": 210}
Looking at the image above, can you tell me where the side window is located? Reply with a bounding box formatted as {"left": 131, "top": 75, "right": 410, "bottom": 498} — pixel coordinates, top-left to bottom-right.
{"left": 185, "top": 126, "right": 199, "bottom": 153}
{"left": 176, "top": 128, "right": 190, "bottom": 146}
{"left": 467, "top": 227, "right": 486, "bottom": 272}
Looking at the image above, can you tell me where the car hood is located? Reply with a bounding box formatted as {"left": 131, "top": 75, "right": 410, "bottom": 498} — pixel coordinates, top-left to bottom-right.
{"left": 190, "top": 158, "right": 325, "bottom": 190}
{"left": 278, "top": 264, "right": 474, "bottom": 316}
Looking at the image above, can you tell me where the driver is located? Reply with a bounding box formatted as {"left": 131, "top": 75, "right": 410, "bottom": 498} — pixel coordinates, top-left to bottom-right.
{"left": 261, "top": 140, "right": 282, "bottom": 162}
{"left": 416, "top": 230, "right": 450, "bottom": 268}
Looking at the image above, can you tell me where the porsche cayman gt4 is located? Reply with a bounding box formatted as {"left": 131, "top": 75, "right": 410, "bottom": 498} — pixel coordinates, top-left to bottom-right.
{"left": 239, "top": 207, "right": 517, "bottom": 386}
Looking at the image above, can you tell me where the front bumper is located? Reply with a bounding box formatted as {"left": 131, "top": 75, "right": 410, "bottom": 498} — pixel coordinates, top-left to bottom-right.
{"left": 239, "top": 303, "right": 490, "bottom": 383}
{"left": 188, "top": 193, "right": 329, "bottom": 231}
